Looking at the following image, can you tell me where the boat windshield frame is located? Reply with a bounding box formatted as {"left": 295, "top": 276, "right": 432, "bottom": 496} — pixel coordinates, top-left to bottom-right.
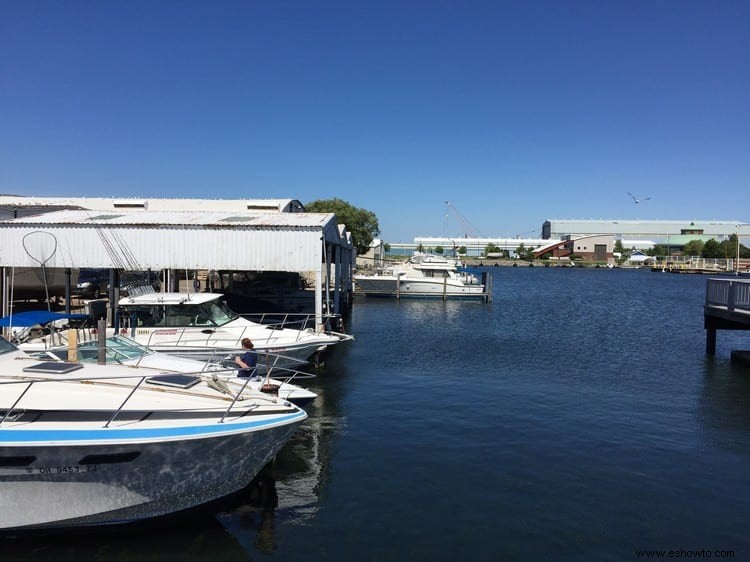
{"left": 120, "top": 299, "right": 239, "bottom": 328}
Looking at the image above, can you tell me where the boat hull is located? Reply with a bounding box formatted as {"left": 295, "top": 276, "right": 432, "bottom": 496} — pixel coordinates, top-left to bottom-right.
{"left": 354, "top": 276, "right": 486, "bottom": 298}
{"left": 0, "top": 417, "right": 303, "bottom": 530}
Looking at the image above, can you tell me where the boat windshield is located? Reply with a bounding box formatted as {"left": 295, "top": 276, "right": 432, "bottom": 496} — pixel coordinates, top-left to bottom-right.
{"left": 44, "top": 336, "right": 152, "bottom": 364}
{"left": 121, "top": 299, "right": 239, "bottom": 328}
{"left": 0, "top": 336, "right": 18, "bottom": 355}
{"left": 85, "top": 336, "right": 152, "bottom": 360}
{"left": 198, "top": 300, "right": 238, "bottom": 326}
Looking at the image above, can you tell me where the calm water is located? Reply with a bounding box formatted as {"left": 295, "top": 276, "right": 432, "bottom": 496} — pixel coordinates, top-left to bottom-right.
{"left": 4, "top": 267, "right": 750, "bottom": 561}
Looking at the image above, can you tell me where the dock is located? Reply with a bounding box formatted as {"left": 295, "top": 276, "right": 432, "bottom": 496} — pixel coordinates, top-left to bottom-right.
{"left": 704, "top": 277, "right": 750, "bottom": 356}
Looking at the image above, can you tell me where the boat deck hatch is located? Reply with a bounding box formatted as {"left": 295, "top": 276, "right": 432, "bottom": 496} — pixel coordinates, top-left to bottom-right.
{"left": 146, "top": 374, "right": 202, "bottom": 389}
{"left": 22, "top": 361, "right": 84, "bottom": 374}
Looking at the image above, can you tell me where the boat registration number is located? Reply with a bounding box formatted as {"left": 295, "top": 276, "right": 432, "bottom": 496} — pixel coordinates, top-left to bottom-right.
{"left": 37, "top": 465, "right": 98, "bottom": 474}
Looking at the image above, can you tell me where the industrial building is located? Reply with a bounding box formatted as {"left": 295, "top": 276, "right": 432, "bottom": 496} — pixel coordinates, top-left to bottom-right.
{"left": 382, "top": 218, "right": 749, "bottom": 260}
{"left": 542, "top": 219, "right": 749, "bottom": 247}
{"left": 389, "top": 237, "right": 549, "bottom": 258}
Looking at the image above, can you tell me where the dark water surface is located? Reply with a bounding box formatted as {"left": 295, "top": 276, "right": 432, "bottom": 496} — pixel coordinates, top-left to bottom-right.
{"left": 4, "top": 268, "right": 750, "bottom": 561}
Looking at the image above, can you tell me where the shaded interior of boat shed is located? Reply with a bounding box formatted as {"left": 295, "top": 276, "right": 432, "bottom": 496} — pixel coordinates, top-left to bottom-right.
{"left": 0, "top": 209, "right": 354, "bottom": 331}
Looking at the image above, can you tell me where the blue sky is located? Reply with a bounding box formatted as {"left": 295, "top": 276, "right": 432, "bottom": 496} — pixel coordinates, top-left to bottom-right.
{"left": 2, "top": 1, "right": 748, "bottom": 242}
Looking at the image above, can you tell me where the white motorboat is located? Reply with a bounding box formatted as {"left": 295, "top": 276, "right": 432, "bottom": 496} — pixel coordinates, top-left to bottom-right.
{"left": 354, "top": 253, "right": 486, "bottom": 298}
{"left": 0, "top": 336, "right": 307, "bottom": 531}
{"left": 26, "top": 334, "right": 318, "bottom": 407}
{"left": 115, "top": 292, "right": 351, "bottom": 366}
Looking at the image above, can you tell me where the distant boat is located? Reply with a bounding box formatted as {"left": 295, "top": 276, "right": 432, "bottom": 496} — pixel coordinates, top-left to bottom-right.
{"left": 353, "top": 253, "right": 486, "bottom": 299}
{"left": 0, "top": 335, "right": 307, "bottom": 531}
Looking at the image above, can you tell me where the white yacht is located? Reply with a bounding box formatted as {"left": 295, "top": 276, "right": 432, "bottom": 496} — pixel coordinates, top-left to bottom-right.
{"left": 112, "top": 292, "right": 351, "bottom": 366}
{"left": 0, "top": 336, "right": 307, "bottom": 531}
{"left": 354, "top": 253, "right": 486, "bottom": 298}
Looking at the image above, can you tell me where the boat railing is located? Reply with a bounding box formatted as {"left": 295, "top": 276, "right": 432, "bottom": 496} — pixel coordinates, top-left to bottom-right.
{"left": 138, "top": 324, "right": 300, "bottom": 349}
{"left": 138, "top": 329, "right": 310, "bottom": 368}
{"left": 705, "top": 278, "right": 750, "bottom": 313}
{"left": 16, "top": 324, "right": 97, "bottom": 349}
{"left": 0, "top": 367, "right": 285, "bottom": 428}
{"left": 137, "top": 319, "right": 350, "bottom": 348}
{"left": 240, "top": 359, "right": 316, "bottom": 388}
{"left": 241, "top": 311, "right": 349, "bottom": 337}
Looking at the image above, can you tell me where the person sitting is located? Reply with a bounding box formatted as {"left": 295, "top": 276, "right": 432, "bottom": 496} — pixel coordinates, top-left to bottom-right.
{"left": 235, "top": 337, "right": 258, "bottom": 379}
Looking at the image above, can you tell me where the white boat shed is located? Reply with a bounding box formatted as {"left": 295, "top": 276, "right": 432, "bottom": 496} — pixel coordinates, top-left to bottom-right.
{"left": 0, "top": 208, "right": 354, "bottom": 332}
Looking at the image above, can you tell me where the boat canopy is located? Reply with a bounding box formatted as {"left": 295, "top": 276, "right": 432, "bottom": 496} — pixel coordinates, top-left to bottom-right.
{"left": 0, "top": 311, "right": 88, "bottom": 327}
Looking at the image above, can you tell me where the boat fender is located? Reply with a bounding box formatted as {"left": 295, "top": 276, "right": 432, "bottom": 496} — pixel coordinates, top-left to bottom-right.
{"left": 193, "top": 278, "right": 201, "bottom": 291}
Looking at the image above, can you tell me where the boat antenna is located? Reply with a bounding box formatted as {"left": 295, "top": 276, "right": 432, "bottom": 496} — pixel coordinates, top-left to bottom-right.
{"left": 22, "top": 231, "right": 58, "bottom": 312}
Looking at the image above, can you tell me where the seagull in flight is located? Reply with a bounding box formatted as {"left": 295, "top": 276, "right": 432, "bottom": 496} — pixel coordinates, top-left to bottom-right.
{"left": 628, "top": 192, "right": 652, "bottom": 205}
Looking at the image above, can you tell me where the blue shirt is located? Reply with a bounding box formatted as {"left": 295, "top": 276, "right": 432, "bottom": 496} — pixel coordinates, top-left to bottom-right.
{"left": 238, "top": 349, "right": 258, "bottom": 377}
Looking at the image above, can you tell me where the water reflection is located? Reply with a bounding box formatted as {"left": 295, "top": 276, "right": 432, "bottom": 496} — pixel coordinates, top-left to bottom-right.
{"left": 217, "top": 346, "right": 350, "bottom": 555}
{"left": 0, "top": 516, "right": 249, "bottom": 562}
{"left": 698, "top": 356, "right": 750, "bottom": 454}
{"left": 217, "top": 463, "right": 280, "bottom": 554}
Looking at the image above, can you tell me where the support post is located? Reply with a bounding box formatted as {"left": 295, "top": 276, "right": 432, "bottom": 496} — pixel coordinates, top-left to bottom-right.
{"left": 706, "top": 327, "right": 716, "bottom": 355}
{"left": 97, "top": 318, "right": 107, "bottom": 364}
{"left": 67, "top": 328, "right": 78, "bottom": 362}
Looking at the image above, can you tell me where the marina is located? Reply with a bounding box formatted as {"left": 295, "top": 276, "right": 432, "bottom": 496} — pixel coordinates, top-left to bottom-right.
{"left": 0, "top": 199, "right": 748, "bottom": 556}
{"left": 2, "top": 0, "right": 748, "bottom": 556}
{"left": 2, "top": 267, "right": 749, "bottom": 559}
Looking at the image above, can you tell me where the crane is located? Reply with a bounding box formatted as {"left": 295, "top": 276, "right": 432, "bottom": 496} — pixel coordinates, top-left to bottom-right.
{"left": 444, "top": 202, "right": 485, "bottom": 238}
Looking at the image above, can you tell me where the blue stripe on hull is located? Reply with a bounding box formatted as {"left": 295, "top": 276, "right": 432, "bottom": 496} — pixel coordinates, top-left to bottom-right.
{"left": 0, "top": 411, "right": 306, "bottom": 445}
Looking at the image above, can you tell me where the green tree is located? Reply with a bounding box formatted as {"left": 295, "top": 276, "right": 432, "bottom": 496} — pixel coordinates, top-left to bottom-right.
{"left": 458, "top": 245, "right": 467, "bottom": 255}
{"left": 614, "top": 239, "right": 625, "bottom": 255}
{"left": 647, "top": 245, "right": 669, "bottom": 257}
{"left": 722, "top": 234, "right": 750, "bottom": 259}
{"left": 485, "top": 242, "right": 500, "bottom": 255}
{"left": 520, "top": 245, "right": 536, "bottom": 261}
{"left": 434, "top": 245, "right": 444, "bottom": 255}
{"left": 701, "top": 239, "right": 722, "bottom": 258}
{"left": 306, "top": 198, "right": 380, "bottom": 255}
{"left": 682, "top": 239, "right": 705, "bottom": 256}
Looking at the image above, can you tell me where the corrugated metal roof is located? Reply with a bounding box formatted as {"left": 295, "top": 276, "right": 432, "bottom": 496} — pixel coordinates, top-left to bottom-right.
{"left": 0, "top": 196, "right": 304, "bottom": 213}
{"left": 0, "top": 209, "right": 333, "bottom": 228}
{"left": 0, "top": 209, "right": 353, "bottom": 270}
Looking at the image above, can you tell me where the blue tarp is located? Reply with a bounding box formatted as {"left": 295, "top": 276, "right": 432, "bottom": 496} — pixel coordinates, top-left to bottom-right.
{"left": 0, "top": 311, "right": 89, "bottom": 327}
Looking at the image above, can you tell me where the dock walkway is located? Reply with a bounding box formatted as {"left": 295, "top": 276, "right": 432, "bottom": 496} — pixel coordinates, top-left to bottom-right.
{"left": 704, "top": 277, "right": 750, "bottom": 355}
